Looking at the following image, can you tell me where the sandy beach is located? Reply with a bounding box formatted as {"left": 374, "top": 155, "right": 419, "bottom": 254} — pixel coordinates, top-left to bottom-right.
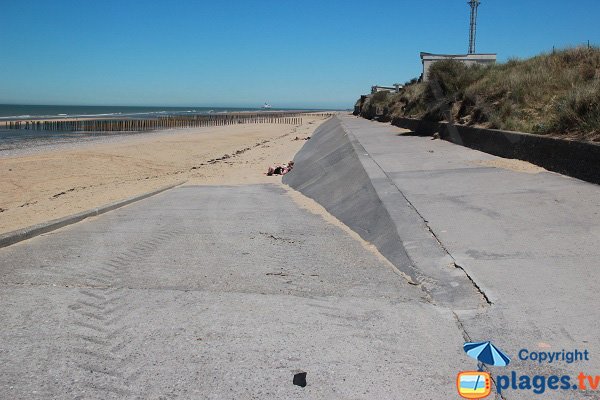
{"left": 0, "top": 115, "right": 329, "bottom": 234}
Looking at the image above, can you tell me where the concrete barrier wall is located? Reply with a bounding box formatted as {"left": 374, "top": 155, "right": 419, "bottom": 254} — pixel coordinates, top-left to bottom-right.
{"left": 392, "top": 117, "right": 600, "bottom": 185}
{"left": 284, "top": 116, "right": 489, "bottom": 309}
{"left": 283, "top": 117, "right": 413, "bottom": 272}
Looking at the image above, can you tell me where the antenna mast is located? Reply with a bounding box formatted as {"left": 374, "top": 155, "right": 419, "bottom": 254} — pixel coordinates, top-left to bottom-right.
{"left": 468, "top": 0, "right": 480, "bottom": 54}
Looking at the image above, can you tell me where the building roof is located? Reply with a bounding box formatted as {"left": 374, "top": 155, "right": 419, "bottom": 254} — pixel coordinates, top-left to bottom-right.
{"left": 420, "top": 52, "right": 497, "bottom": 59}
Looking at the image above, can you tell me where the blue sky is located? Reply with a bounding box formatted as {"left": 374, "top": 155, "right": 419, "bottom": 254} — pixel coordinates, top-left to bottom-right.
{"left": 1, "top": 0, "right": 598, "bottom": 109}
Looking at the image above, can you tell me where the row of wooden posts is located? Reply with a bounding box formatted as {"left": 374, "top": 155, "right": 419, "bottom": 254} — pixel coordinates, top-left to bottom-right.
{"left": 4, "top": 112, "right": 333, "bottom": 132}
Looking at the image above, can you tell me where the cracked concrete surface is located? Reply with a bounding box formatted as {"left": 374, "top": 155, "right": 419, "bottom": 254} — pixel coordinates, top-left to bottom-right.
{"left": 327, "top": 115, "right": 600, "bottom": 399}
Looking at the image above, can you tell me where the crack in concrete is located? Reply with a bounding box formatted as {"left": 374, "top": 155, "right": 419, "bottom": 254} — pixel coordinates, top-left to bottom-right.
{"left": 359, "top": 144, "right": 493, "bottom": 307}
{"left": 453, "top": 262, "right": 492, "bottom": 305}
{"left": 452, "top": 312, "right": 508, "bottom": 400}
{"left": 452, "top": 311, "right": 472, "bottom": 343}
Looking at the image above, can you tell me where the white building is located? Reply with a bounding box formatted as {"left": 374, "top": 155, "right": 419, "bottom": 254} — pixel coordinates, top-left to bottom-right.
{"left": 420, "top": 52, "right": 497, "bottom": 81}
{"left": 371, "top": 84, "right": 403, "bottom": 94}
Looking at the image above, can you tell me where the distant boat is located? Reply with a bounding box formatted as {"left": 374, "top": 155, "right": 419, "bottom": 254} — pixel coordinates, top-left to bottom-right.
{"left": 262, "top": 102, "right": 272, "bottom": 109}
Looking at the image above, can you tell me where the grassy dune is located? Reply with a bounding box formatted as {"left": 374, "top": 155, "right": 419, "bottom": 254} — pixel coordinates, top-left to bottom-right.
{"left": 355, "top": 47, "right": 600, "bottom": 142}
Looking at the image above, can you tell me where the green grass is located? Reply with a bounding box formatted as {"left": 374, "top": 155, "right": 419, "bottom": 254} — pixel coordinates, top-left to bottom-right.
{"left": 356, "top": 47, "right": 600, "bottom": 142}
{"left": 354, "top": 91, "right": 394, "bottom": 121}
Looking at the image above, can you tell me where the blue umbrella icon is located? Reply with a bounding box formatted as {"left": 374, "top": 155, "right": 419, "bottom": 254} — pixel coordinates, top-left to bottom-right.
{"left": 463, "top": 341, "right": 510, "bottom": 395}
{"left": 464, "top": 341, "right": 511, "bottom": 369}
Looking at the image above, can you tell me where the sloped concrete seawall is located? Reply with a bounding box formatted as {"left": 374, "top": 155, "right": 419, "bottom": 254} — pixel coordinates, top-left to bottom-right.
{"left": 283, "top": 116, "right": 484, "bottom": 309}
{"left": 286, "top": 115, "right": 600, "bottom": 395}
{"left": 283, "top": 117, "right": 412, "bottom": 272}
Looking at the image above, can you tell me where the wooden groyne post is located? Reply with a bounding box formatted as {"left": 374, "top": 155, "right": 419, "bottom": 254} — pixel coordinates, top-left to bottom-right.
{"left": 4, "top": 112, "right": 333, "bottom": 133}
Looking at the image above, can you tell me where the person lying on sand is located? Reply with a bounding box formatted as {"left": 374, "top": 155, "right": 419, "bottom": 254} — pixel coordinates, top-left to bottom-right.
{"left": 267, "top": 161, "right": 294, "bottom": 176}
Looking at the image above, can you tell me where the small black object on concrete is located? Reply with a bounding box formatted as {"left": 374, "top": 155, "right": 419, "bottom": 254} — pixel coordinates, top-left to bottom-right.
{"left": 293, "top": 371, "right": 307, "bottom": 387}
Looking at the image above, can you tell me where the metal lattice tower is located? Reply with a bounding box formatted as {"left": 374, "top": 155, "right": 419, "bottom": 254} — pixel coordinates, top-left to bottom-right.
{"left": 468, "top": 0, "right": 481, "bottom": 54}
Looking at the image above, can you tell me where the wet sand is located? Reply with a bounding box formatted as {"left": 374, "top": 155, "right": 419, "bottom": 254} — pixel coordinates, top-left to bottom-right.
{"left": 0, "top": 115, "right": 329, "bottom": 234}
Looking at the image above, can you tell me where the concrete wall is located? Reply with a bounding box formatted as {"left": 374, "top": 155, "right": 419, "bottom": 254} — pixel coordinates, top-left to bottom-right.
{"left": 283, "top": 117, "right": 413, "bottom": 273}
{"left": 420, "top": 53, "right": 497, "bottom": 81}
{"left": 393, "top": 117, "right": 600, "bottom": 185}
{"left": 283, "top": 116, "right": 487, "bottom": 309}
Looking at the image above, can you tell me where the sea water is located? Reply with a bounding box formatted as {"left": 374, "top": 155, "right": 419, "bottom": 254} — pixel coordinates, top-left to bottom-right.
{"left": 0, "top": 104, "right": 258, "bottom": 120}
{"left": 0, "top": 104, "right": 283, "bottom": 155}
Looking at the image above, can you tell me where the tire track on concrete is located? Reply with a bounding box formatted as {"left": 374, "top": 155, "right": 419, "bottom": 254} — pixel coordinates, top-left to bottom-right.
{"left": 67, "top": 225, "right": 185, "bottom": 398}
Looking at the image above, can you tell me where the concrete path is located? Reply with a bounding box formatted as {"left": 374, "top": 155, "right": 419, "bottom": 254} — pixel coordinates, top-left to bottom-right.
{"left": 338, "top": 115, "right": 600, "bottom": 399}
{"left": 0, "top": 184, "right": 466, "bottom": 399}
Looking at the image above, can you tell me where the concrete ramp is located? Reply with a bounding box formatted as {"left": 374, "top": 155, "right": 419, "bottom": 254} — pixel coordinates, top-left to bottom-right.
{"left": 0, "top": 184, "right": 468, "bottom": 399}
{"left": 284, "top": 116, "right": 486, "bottom": 310}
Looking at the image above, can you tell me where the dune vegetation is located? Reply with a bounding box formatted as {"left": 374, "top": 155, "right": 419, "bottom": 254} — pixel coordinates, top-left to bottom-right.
{"left": 355, "top": 47, "right": 600, "bottom": 142}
